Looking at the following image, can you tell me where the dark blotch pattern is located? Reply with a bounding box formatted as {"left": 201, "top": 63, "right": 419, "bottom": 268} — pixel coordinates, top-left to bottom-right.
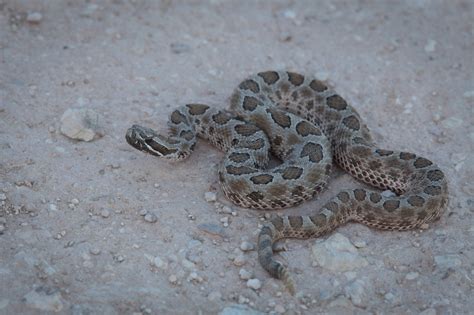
{"left": 407, "top": 195, "right": 425, "bottom": 207}
{"left": 267, "top": 108, "right": 291, "bottom": 128}
{"left": 326, "top": 95, "right": 347, "bottom": 110}
{"left": 288, "top": 216, "right": 303, "bottom": 229}
{"left": 235, "top": 123, "right": 260, "bottom": 136}
{"left": 296, "top": 121, "right": 321, "bottom": 136}
{"left": 300, "top": 142, "right": 324, "bottom": 163}
{"left": 250, "top": 174, "right": 274, "bottom": 185}
{"left": 376, "top": 149, "right": 394, "bottom": 156}
{"left": 239, "top": 79, "right": 260, "bottom": 93}
{"left": 370, "top": 192, "right": 382, "bottom": 203}
{"left": 226, "top": 165, "right": 256, "bottom": 175}
{"left": 342, "top": 115, "right": 360, "bottom": 131}
{"left": 243, "top": 96, "right": 261, "bottom": 111}
{"left": 337, "top": 191, "right": 350, "bottom": 203}
{"left": 241, "top": 138, "right": 265, "bottom": 150}
{"left": 414, "top": 157, "right": 433, "bottom": 169}
{"left": 287, "top": 72, "right": 304, "bottom": 86}
{"left": 309, "top": 79, "right": 327, "bottom": 92}
{"left": 427, "top": 169, "right": 444, "bottom": 181}
{"left": 179, "top": 130, "right": 194, "bottom": 141}
{"left": 383, "top": 200, "right": 400, "bottom": 212}
{"left": 186, "top": 103, "right": 209, "bottom": 115}
{"left": 170, "top": 110, "right": 187, "bottom": 124}
{"left": 212, "top": 112, "right": 232, "bottom": 125}
{"left": 228, "top": 152, "right": 250, "bottom": 163}
{"left": 258, "top": 71, "right": 280, "bottom": 84}
{"left": 354, "top": 189, "right": 366, "bottom": 201}
{"left": 424, "top": 185, "right": 441, "bottom": 196}
{"left": 281, "top": 166, "right": 303, "bottom": 180}
{"left": 400, "top": 152, "right": 416, "bottom": 160}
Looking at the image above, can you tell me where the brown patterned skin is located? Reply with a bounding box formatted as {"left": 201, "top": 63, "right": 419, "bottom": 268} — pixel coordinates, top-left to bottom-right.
{"left": 126, "top": 71, "right": 449, "bottom": 295}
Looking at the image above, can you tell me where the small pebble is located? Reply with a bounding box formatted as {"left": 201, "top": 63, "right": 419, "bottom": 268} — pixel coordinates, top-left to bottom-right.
{"left": 221, "top": 206, "right": 233, "bottom": 214}
{"left": 60, "top": 108, "right": 103, "bottom": 142}
{"left": 233, "top": 253, "right": 247, "bottom": 266}
{"left": 153, "top": 256, "right": 167, "bottom": 269}
{"left": 144, "top": 213, "right": 158, "bottom": 223}
{"left": 240, "top": 241, "right": 255, "bottom": 252}
{"left": 204, "top": 192, "right": 217, "bottom": 202}
{"left": 405, "top": 271, "right": 419, "bottom": 280}
{"left": 170, "top": 42, "right": 191, "bottom": 54}
{"left": 139, "top": 209, "right": 148, "bottom": 216}
{"left": 0, "top": 225, "right": 5, "bottom": 233}
{"left": 274, "top": 305, "right": 286, "bottom": 314}
{"left": 89, "top": 247, "right": 101, "bottom": 255}
{"left": 115, "top": 255, "right": 124, "bottom": 263}
{"left": 26, "top": 12, "right": 43, "bottom": 23}
{"left": 352, "top": 240, "right": 367, "bottom": 248}
{"left": 49, "top": 204, "right": 58, "bottom": 212}
{"left": 0, "top": 193, "right": 6, "bottom": 201}
{"left": 70, "top": 198, "right": 79, "bottom": 205}
{"left": 100, "top": 209, "right": 110, "bottom": 218}
{"left": 424, "top": 39, "right": 437, "bottom": 53}
{"left": 207, "top": 291, "right": 222, "bottom": 301}
{"left": 246, "top": 278, "right": 262, "bottom": 290}
{"left": 168, "top": 274, "right": 178, "bottom": 284}
{"left": 220, "top": 216, "right": 229, "bottom": 227}
{"left": 239, "top": 268, "right": 253, "bottom": 280}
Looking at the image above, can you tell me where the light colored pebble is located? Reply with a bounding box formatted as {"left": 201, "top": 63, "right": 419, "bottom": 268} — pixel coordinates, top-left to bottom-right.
{"left": 139, "top": 209, "right": 148, "bottom": 216}
{"left": 405, "top": 271, "right": 419, "bottom": 280}
{"left": 233, "top": 253, "right": 247, "bottom": 266}
{"left": 311, "top": 233, "right": 368, "bottom": 271}
{"left": 115, "top": 255, "right": 124, "bottom": 262}
{"left": 144, "top": 213, "right": 158, "bottom": 223}
{"left": 221, "top": 206, "right": 233, "bottom": 214}
{"left": 100, "top": 209, "right": 110, "bottom": 218}
{"left": 60, "top": 108, "right": 103, "bottom": 142}
{"left": 246, "top": 278, "right": 262, "bottom": 290}
{"left": 49, "top": 204, "right": 58, "bottom": 212}
{"left": 70, "top": 198, "right": 79, "bottom": 205}
{"left": 239, "top": 268, "right": 253, "bottom": 280}
{"left": 168, "top": 274, "right": 178, "bottom": 284}
{"left": 204, "top": 191, "right": 217, "bottom": 202}
{"left": 89, "top": 247, "right": 101, "bottom": 255}
{"left": 274, "top": 305, "right": 285, "bottom": 314}
{"left": 352, "top": 239, "right": 367, "bottom": 248}
{"left": 240, "top": 241, "right": 255, "bottom": 252}
{"left": 0, "top": 193, "right": 6, "bottom": 201}
{"left": 26, "top": 12, "right": 43, "bottom": 23}
{"left": 207, "top": 290, "right": 222, "bottom": 301}
{"left": 153, "top": 256, "right": 168, "bottom": 269}
{"left": 23, "top": 287, "right": 63, "bottom": 312}
{"left": 424, "top": 39, "right": 437, "bottom": 53}
{"left": 344, "top": 279, "right": 368, "bottom": 307}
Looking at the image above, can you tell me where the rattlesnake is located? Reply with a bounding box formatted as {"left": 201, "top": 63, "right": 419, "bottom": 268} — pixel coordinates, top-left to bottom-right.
{"left": 126, "top": 71, "right": 448, "bottom": 294}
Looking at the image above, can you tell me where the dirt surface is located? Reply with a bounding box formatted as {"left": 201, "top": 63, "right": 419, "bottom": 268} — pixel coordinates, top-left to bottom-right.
{"left": 1, "top": 1, "right": 473, "bottom": 314}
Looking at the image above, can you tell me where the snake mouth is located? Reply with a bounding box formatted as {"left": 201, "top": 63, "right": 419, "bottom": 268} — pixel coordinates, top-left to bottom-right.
{"left": 126, "top": 125, "right": 178, "bottom": 157}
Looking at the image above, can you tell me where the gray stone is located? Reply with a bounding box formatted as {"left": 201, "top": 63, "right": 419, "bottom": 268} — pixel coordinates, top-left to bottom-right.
{"left": 311, "top": 233, "right": 368, "bottom": 271}
{"left": 144, "top": 213, "right": 158, "bottom": 223}
{"left": 246, "top": 278, "right": 262, "bottom": 290}
{"left": 344, "top": 279, "right": 368, "bottom": 307}
{"left": 23, "top": 287, "right": 64, "bottom": 312}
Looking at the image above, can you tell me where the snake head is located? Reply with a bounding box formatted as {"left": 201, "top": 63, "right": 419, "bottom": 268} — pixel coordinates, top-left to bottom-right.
{"left": 126, "top": 124, "right": 182, "bottom": 158}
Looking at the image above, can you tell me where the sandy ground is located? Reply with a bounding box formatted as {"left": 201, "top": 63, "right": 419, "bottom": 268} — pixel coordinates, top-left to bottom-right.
{"left": 1, "top": 1, "right": 473, "bottom": 314}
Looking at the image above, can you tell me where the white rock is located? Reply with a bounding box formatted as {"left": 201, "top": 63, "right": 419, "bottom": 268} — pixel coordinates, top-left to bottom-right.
{"left": 144, "top": 213, "right": 158, "bottom": 223}
{"left": 60, "top": 108, "right": 103, "bottom": 141}
{"left": 204, "top": 191, "right": 217, "bottom": 202}
{"left": 100, "top": 209, "right": 110, "bottom": 218}
{"left": 168, "top": 274, "right": 178, "bottom": 284}
{"left": 311, "top": 233, "right": 368, "bottom": 271}
{"left": 405, "top": 271, "right": 419, "bottom": 280}
{"left": 246, "top": 278, "right": 262, "bottom": 290}
{"left": 26, "top": 12, "right": 43, "bottom": 23}
{"left": 344, "top": 279, "right": 368, "bottom": 307}
{"left": 23, "top": 287, "right": 64, "bottom": 312}
{"left": 153, "top": 256, "right": 168, "bottom": 269}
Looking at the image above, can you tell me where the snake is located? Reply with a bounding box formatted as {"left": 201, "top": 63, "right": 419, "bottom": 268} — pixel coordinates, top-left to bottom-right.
{"left": 125, "top": 71, "right": 448, "bottom": 294}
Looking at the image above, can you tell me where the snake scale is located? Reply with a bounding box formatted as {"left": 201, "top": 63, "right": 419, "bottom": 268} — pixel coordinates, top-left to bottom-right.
{"left": 126, "top": 71, "right": 448, "bottom": 294}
